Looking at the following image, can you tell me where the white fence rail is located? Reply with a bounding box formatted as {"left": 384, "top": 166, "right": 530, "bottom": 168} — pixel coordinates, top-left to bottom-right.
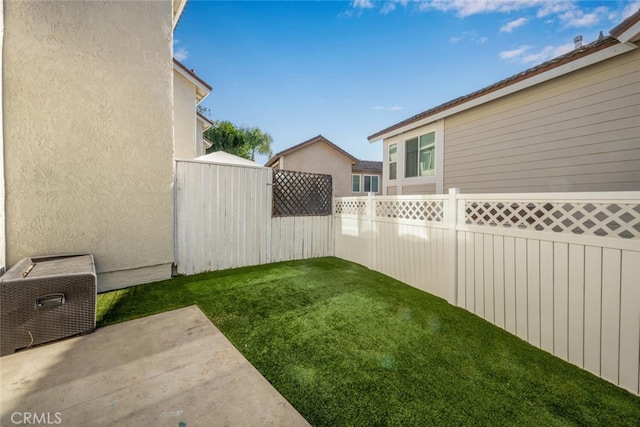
{"left": 334, "top": 190, "right": 640, "bottom": 395}
{"left": 175, "top": 160, "right": 333, "bottom": 276}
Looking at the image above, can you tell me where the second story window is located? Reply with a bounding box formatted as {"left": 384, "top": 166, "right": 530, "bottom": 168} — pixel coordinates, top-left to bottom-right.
{"left": 405, "top": 132, "right": 435, "bottom": 178}
{"left": 389, "top": 144, "right": 397, "bottom": 180}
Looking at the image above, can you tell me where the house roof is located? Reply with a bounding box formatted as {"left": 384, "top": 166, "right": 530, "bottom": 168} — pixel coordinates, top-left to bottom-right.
{"left": 196, "top": 112, "right": 214, "bottom": 129}
{"left": 368, "top": 9, "right": 640, "bottom": 143}
{"left": 173, "top": 58, "right": 212, "bottom": 103}
{"left": 203, "top": 137, "right": 213, "bottom": 149}
{"left": 610, "top": 8, "right": 640, "bottom": 42}
{"left": 353, "top": 160, "right": 383, "bottom": 173}
{"left": 265, "top": 135, "right": 358, "bottom": 167}
{"left": 195, "top": 151, "right": 265, "bottom": 168}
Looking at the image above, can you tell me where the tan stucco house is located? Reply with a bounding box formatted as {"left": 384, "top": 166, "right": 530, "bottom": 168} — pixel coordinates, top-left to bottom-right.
{"left": 369, "top": 10, "right": 640, "bottom": 195}
{"left": 0, "top": 0, "right": 209, "bottom": 291}
{"left": 174, "top": 58, "right": 213, "bottom": 159}
{"left": 265, "top": 135, "right": 382, "bottom": 197}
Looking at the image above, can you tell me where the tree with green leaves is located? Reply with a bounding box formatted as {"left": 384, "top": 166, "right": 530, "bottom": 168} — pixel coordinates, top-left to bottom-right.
{"left": 241, "top": 127, "right": 273, "bottom": 161}
{"left": 204, "top": 120, "right": 273, "bottom": 161}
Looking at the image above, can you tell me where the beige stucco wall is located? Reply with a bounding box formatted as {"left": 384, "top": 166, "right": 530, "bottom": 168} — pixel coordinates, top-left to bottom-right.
{"left": 173, "top": 70, "right": 199, "bottom": 159}
{"left": 0, "top": 0, "right": 5, "bottom": 274}
{"left": 283, "top": 141, "right": 354, "bottom": 197}
{"left": 3, "top": 0, "right": 174, "bottom": 291}
{"left": 443, "top": 46, "right": 640, "bottom": 193}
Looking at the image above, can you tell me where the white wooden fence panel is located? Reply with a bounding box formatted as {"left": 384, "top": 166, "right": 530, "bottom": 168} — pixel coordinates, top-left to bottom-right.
{"left": 568, "top": 244, "right": 585, "bottom": 368}
{"left": 515, "top": 237, "right": 528, "bottom": 342}
{"left": 583, "top": 246, "right": 602, "bottom": 377}
{"left": 335, "top": 190, "right": 640, "bottom": 395}
{"left": 619, "top": 250, "right": 640, "bottom": 393}
{"left": 553, "top": 242, "right": 569, "bottom": 361}
{"left": 493, "top": 236, "right": 505, "bottom": 329}
{"left": 527, "top": 239, "right": 540, "bottom": 348}
{"left": 503, "top": 236, "right": 517, "bottom": 336}
{"left": 175, "top": 160, "right": 332, "bottom": 276}
{"left": 539, "top": 241, "right": 554, "bottom": 354}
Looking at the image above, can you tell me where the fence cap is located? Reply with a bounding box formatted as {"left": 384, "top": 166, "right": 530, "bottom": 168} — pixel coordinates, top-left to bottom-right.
{"left": 193, "top": 151, "right": 266, "bottom": 168}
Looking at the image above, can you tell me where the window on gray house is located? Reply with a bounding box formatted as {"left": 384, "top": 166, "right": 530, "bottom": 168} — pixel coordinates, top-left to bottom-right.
{"left": 405, "top": 132, "right": 435, "bottom": 178}
{"left": 389, "top": 144, "right": 397, "bottom": 180}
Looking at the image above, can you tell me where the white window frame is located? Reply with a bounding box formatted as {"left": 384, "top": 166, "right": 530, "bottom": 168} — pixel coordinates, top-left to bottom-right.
{"left": 382, "top": 120, "right": 444, "bottom": 195}
{"left": 388, "top": 143, "right": 397, "bottom": 181}
{"left": 351, "top": 174, "right": 361, "bottom": 193}
{"left": 363, "top": 175, "right": 379, "bottom": 193}
{"left": 404, "top": 132, "right": 435, "bottom": 178}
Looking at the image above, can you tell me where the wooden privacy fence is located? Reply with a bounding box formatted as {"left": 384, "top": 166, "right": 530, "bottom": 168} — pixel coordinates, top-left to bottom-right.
{"left": 175, "top": 160, "right": 333, "bottom": 276}
{"left": 334, "top": 190, "right": 640, "bottom": 395}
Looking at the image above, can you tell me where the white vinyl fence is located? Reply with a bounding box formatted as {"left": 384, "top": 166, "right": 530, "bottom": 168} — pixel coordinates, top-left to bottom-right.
{"left": 335, "top": 190, "right": 640, "bottom": 395}
{"left": 175, "top": 160, "right": 333, "bottom": 276}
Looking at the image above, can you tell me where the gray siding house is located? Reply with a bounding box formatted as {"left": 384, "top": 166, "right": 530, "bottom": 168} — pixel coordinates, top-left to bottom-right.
{"left": 369, "top": 10, "right": 640, "bottom": 195}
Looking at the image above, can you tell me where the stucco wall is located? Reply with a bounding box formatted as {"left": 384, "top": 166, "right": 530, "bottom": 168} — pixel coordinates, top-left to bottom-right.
{"left": 3, "top": 0, "right": 174, "bottom": 291}
{"left": 0, "top": 0, "right": 5, "bottom": 274}
{"left": 283, "top": 141, "right": 353, "bottom": 197}
{"left": 173, "top": 70, "right": 198, "bottom": 160}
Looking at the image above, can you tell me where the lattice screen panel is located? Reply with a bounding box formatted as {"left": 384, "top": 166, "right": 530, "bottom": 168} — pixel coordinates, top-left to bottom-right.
{"left": 464, "top": 201, "right": 640, "bottom": 239}
{"left": 376, "top": 200, "right": 444, "bottom": 222}
{"left": 272, "top": 169, "right": 332, "bottom": 217}
{"left": 334, "top": 200, "right": 367, "bottom": 215}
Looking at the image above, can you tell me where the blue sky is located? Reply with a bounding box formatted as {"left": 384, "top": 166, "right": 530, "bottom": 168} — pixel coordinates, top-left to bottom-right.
{"left": 174, "top": 0, "right": 639, "bottom": 164}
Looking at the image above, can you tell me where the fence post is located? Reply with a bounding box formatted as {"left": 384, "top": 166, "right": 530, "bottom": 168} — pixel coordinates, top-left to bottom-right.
{"left": 367, "top": 192, "right": 375, "bottom": 270}
{"left": 447, "top": 188, "right": 460, "bottom": 305}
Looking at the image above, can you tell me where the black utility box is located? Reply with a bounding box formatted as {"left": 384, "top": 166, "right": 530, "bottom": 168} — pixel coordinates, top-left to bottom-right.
{"left": 0, "top": 254, "right": 97, "bottom": 356}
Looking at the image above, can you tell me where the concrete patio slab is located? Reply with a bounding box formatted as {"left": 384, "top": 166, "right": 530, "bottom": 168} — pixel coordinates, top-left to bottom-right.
{"left": 0, "top": 305, "right": 309, "bottom": 427}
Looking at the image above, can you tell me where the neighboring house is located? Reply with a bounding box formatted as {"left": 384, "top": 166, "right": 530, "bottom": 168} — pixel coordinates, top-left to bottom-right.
{"left": 0, "top": 0, "right": 197, "bottom": 290}
{"left": 173, "top": 59, "right": 213, "bottom": 159}
{"left": 369, "top": 11, "right": 640, "bottom": 195}
{"left": 352, "top": 160, "right": 383, "bottom": 196}
{"left": 265, "top": 135, "right": 382, "bottom": 197}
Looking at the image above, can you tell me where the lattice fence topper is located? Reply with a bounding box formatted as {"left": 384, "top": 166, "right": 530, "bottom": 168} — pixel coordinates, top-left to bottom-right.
{"left": 272, "top": 169, "right": 332, "bottom": 217}
{"left": 376, "top": 200, "right": 444, "bottom": 222}
{"left": 464, "top": 201, "right": 640, "bottom": 239}
{"left": 334, "top": 200, "right": 367, "bottom": 216}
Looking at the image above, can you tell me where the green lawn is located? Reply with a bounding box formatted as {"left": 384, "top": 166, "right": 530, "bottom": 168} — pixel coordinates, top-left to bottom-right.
{"left": 98, "top": 257, "right": 640, "bottom": 426}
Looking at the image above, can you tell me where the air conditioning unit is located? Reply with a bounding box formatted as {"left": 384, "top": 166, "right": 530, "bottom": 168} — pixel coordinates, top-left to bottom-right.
{"left": 0, "top": 254, "right": 97, "bottom": 356}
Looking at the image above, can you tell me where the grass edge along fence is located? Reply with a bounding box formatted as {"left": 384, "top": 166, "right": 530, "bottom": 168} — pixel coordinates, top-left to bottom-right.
{"left": 334, "top": 189, "right": 640, "bottom": 395}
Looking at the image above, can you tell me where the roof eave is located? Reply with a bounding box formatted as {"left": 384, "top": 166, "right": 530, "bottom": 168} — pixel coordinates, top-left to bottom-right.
{"left": 368, "top": 39, "right": 635, "bottom": 143}
{"left": 173, "top": 59, "right": 213, "bottom": 103}
{"left": 172, "top": 0, "right": 188, "bottom": 31}
{"left": 610, "top": 9, "right": 640, "bottom": 43}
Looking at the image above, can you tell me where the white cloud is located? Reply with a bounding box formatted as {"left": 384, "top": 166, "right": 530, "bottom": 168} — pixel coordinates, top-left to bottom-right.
{"left": 449, "top": 31, "right": 488, "bottom": 44}
{"left": 174, "top": 47, "right": 189, "bottom": 61}
{"left": 500, "top": 17, "right": 528, "bottom": 33}
{"left": 536, "top": 1, "right": 575, "bottom": 18}
{"left": 417, "top": 0, "right": 550, "bottom": 17}
{"left": 173, "top": 39, "right": 188, "bottom": 61}
{"left": 373, "top": 106, "right": 404, "bottom": 111}
{"left": 520, "top": 42, "right": 575, "bottom": 63}
{"left": 499, "top": 42, "right": 574, "bottom": 64}
{"left": 352, "top": 0, "right": 375, "bottom": 9}
{"left": 558, "top": 6, "right": 608, "bottom": 28}
{"left": 622, "top": 1, "right": 640, "bottom": 19}
{"left": 498, "top": 45, "right": 531, "bottom": 60}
